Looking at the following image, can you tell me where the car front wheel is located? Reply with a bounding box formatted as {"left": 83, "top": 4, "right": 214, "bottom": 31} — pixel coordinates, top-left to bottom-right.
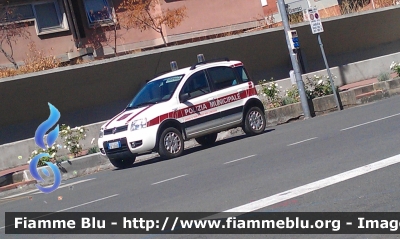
{"left": 243, "top": 107, "right": 266, "bottom": 135}
{"left": 158, "top": 127, "right": 184, "bottom": 159}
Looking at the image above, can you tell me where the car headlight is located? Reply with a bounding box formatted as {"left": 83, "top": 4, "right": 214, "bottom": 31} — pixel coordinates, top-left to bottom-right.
{"left": 99, "top": 130, "right": 104, "bottom": 138}
{"left": 131, "top": 118, "right": 147, "bottom": 131}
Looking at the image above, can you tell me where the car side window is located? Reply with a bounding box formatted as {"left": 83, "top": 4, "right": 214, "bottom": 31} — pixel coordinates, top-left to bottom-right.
{"left": 180, "top": 71, "right": 210, "bottom": 100}
{"left": 234, "top": 66, "right": 249, "bottom": 82}
{"left": 208, "top": 66, "right": 240, "bottom": 90}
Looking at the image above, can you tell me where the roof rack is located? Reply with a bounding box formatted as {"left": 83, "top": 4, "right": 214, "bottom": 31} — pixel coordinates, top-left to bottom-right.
{"left": 190, "top": 57, "right": 230, "bottom": 70}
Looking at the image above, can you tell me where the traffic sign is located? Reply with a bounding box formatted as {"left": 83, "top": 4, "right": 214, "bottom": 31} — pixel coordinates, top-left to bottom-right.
{"left": 307, "top": 7, "right": 323, "bottom": 34}
{"left": 286, "top": 0, "right": 308, "bottom": 14}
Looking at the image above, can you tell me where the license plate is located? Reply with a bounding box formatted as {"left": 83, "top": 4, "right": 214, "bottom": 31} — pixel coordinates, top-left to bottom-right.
{"left": 108, "top": 141, "right": 121, "bottom": 149}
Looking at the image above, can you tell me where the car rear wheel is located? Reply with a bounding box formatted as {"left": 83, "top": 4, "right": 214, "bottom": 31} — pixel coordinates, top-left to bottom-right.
{"left": 109, "top": 157, "right": 136, "bottom": 169}
{"left": 243, "top": 106, "right": 266, "bottom": 135}
{"left": 158, "top": 127, "right": 184, "bottom": 159}
{"left": 195, "top": 133, "right": 218, "bottom": 147}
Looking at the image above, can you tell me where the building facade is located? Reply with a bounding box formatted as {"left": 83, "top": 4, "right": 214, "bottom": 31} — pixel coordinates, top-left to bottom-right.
{"left": 0, "top": 0, "right": 266, "bottom": 66}
{"left": 3, "top": 0, "right": 376, "bottom": 67}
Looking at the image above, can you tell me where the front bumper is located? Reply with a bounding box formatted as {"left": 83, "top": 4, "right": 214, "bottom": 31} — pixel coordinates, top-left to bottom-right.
{"left": 98, "top": 125, "right": 158, "bottom": 159}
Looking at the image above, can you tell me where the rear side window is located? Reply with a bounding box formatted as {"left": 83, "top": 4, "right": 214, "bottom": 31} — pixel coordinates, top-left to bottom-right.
{"left": 234, "top": 66, "right": 250, "bottom": 82}
{"left": 207, "top": 66, "right": 239, "bottom": 90}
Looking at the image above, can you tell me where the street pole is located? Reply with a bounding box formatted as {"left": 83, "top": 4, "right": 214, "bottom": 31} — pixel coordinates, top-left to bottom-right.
{"left": 277, "top": 0, "right": 311, "bottom": 119}
{"left": 305, "top": 0, "right": 342, "bottom": 111}
{"left": 317, "top": 34, "right": 342, "bottom": 110}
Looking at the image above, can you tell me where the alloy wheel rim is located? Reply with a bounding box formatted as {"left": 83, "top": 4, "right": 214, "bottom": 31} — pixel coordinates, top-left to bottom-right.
{"left": 164, "top": 132, "right": 182, "bottom": 154}
{"left": 249, "top": 111, "right": 263, "bottom": 131}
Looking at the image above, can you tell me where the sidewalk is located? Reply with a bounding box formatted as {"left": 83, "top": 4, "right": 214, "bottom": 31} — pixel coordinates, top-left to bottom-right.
{"left": 0, "top": 76, "right": 395, "bottom": 194}
{"left": 338, "top": 78, "right": 378, "bottom": 91}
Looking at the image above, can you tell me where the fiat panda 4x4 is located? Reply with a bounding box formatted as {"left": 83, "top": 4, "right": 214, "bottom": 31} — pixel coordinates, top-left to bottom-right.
{"left": 98, "top": 56, "right": 266, "bottom": 168}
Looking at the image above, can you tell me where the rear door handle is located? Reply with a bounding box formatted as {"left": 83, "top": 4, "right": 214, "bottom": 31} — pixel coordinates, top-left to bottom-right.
{"left": 208, "top": 97, "right": 215, "bottom": 101}
{"left": 237, "top": 89, "right": 244, "bottom": 93}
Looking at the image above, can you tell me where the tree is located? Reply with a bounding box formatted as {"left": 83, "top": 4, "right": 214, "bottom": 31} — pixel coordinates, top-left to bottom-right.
{"left": 118, "top": 0, "right": 187, "bottom": 47}
{"left": 87, "top": 6, "right": 127, "bottom": 57}
{"left": 89, "top": 19, "right": 125, "bottom": 57}
{"left": 0, "top": 3, "right": 30, "bottom": 69}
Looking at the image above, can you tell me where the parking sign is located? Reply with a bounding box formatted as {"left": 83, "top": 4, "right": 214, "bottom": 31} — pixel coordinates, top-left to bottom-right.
{"left": 308, "top": 7, "right": 324, "bottom": 34}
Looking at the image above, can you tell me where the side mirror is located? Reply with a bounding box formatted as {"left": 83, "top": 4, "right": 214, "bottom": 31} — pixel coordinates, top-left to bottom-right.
{"left": 180, "top": 93, "right": 190, "bottom": 102}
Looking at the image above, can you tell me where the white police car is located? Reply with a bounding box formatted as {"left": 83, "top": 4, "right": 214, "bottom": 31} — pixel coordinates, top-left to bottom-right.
{"left": 98, "top": 56, "right": 266, "bottom": 168}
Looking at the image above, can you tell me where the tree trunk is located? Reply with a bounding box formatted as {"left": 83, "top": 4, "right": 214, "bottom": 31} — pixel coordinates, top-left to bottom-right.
{"left": 160, "top": 30, "right": 168, "bottom": 47}
{"left": 113, "top": 24, "right": 117, "bottom": 56}
{"left": 0, "top": 46, "right": 18, "bottom": 69}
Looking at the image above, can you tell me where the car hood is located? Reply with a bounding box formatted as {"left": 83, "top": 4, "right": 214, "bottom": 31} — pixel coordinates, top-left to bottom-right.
{"left": 103, "top": 105, "right": 154, "bottom": 130}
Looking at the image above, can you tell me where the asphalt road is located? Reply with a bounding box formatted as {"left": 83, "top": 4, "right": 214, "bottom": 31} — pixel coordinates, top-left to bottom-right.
{"left": 1, "top": 96, "right": 400, "bottom": 239}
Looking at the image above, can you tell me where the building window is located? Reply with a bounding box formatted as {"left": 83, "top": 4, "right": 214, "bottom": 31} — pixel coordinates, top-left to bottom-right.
{"left": 33, "top": 2, "right": 63, "bottom": 32}
{"left": 2, "top": 4, "right": 35, "bottom": 21}
{"left": 0, "top": 1, "right": 68, "bottom": 35}
{"left": 83, "top": 0, "right": 113, "bottom": 26}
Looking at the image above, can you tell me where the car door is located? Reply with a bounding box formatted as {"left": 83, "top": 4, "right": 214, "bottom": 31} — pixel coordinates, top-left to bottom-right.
{"left": 206, "top": 66, "right": 247, "bottom": 129}
{"left": 177, "top": 70, "right": 221, "bottom": 138}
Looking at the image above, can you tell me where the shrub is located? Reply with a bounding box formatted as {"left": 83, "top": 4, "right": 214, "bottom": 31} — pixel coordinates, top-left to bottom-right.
{"left": 88, "top": 146, "right": 100, "bottom": 154}
{"left": 257, "top": 74, "right": 338, "bottom": 109}
{"left": 378, "top": 71, "right": 390, "bottom": 82}
{"left": 304, "top": 75, "right": 336, "bottom": 99}
{"left": 0, "top": 42, "right": 60, "bottom": 78}
{"left": 29, "top": 144, "right": 62, "bottom": 167}
{"left": 258, "top": 78, "right": 283, "bottom": 108}
{"left": 285, "top": 85, "right": 300, "bottom": 102}
{"left": 60, "top": 124, "right": 88, "bottom": 157}
{"left": 29, "top": 124, "right": 89, "bottom": 166}
{"left": 390, "top": 61, "right": 400, "bottom": 77}
{"left": 281, "top": 96, "right": 299, "bottom": 106}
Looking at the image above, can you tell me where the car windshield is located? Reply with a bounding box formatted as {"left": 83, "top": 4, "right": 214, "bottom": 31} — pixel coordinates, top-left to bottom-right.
{"left": 126, "top": 75, "right": 183, "bottom": 109}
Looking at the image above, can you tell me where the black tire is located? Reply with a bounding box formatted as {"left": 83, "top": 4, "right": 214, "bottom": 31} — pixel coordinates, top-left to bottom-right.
{"left": 158, "top": 127, "right": 184, "bottom": 159}
{"left": 195, "top": 133, "right": 218, "bottom": 147}
{"left": 109, "top": 157, "right": 135, "bottom": 169}
{"left": 243, "top": 106, "right": 266, "bottom": 135}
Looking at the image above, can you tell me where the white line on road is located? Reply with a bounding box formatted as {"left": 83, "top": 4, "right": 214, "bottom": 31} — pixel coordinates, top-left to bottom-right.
{"left": 152, "top": 174, "right": 188, "bottom": 185}
{"left": 32, "top": 178, "right": 97, "bottom": 195}
{"left": 287, "top": 137, "right": 318, "bottom": 146}
{"left": 224, "top": 155, "right": 256, "bottom": 164}
{"left": 1, "top": 178, "right": 96, "bottom": 199}
{"left": 57, "top": 194, "right": 119, "bottom": 212}
{"left": 224, "top": 153, "right": 400, "bottom": 212}
{"left": 341, "top": 112, "right": 400, "bottom": 131}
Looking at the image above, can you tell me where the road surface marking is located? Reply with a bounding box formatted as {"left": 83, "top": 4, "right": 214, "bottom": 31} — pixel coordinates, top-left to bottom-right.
{"left": 341, "top": 112, "right": 400, "bottom": 131}
{"left": 32, "top": 178, "right": 96, "bottom": 195}
{"left": 0, "top": 178, "right": 96, "bottom": 199}
{"left": 57, "top": 194, "right": 119, "bottom": 212}
{"left": 287, "top": 137, "right": 318, "bottom": 146}
{"left": 224, "top": 155, "right": 256, "bottom": 164}
{"left": 152, "top": 174, "right": 188, "bottom": 185}
{"left": 224, "top": 153, "right": 400, "bottom": 212}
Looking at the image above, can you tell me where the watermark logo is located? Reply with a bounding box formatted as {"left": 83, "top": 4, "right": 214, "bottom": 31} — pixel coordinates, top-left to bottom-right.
{"left": 29, "top": 103, "right": 62, "bottom": 193}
